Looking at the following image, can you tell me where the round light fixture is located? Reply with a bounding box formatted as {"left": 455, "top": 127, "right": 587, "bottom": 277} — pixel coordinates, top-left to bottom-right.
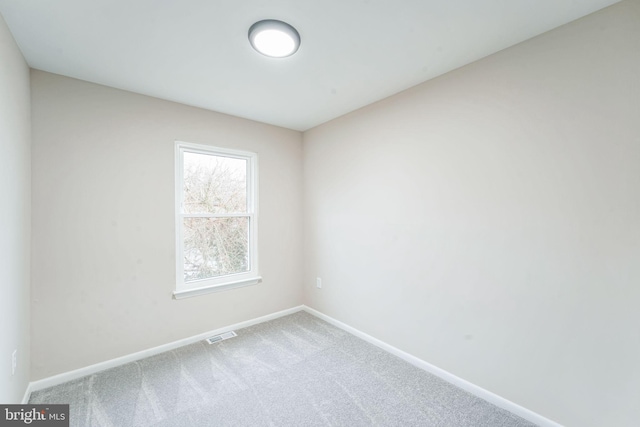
{"left": 248, "top": 20, "right": 300, "bottom": 58}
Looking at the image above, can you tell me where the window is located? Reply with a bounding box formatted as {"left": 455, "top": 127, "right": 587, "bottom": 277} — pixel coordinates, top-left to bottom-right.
{"left": 174, "top": 142, "right": 260, "bottom": 299}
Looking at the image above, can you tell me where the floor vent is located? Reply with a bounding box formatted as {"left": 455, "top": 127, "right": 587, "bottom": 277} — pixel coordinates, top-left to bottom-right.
{"left": 205, "top": 331, "right": 237, "bottom": 344}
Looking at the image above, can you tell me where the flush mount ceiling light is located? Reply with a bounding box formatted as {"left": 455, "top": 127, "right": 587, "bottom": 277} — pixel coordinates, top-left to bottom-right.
{"left": 248, "top": 19, "right": 300, "bottom": 58}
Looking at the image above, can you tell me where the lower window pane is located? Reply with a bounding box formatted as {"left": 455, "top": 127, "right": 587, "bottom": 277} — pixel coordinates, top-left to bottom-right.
{"left": 183, "top": 217, "right": 249, "bottom": 282}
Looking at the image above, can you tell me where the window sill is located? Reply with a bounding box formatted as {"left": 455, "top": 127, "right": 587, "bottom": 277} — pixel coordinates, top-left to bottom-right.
{"left": 173, "top": 276, "right": 262, "bottom": 300}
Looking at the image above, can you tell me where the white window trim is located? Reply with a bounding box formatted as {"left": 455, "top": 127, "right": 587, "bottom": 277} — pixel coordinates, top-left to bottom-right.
{"left": 173, "top": 141, "right": 260, "bottom": 300}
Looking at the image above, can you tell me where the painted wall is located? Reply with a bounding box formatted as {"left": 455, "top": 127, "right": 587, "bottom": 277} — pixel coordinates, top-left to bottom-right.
{"left": 0, "top": 14, "right": 31, "bottom": 403}
{"left": 30, "top": 71, "right": 303, "bottom": 380}
{"left": 303, "top": 1, "right": 640, "bottom": 426}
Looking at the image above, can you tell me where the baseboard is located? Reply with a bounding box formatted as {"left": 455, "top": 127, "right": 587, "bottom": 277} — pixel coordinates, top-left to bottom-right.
{"left": 26, "top": 305, "right": 305, "bottom": 396}
{"left": 24, "top": 303, "right": 562, "bottom": 427}
{"left": 21, "top": 382, "right": 32, "bottom": 404}
{"left": 302, "top": 305, "right": 563, "bottom": 427}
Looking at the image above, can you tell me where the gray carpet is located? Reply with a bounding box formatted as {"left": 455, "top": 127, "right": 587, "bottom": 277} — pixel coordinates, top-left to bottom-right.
{"left": 30, "top": 311, "right": 536, "bottom": 426}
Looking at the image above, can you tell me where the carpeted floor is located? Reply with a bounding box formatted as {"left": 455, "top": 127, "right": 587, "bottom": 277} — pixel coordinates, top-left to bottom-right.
{"left": 30, "top": 311, "right": 536, "bottom": 426}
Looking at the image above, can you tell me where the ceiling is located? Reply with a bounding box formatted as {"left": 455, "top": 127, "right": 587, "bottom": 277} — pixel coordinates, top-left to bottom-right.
{"left": 0, "top": 0, "right": 621, "bottom": 131}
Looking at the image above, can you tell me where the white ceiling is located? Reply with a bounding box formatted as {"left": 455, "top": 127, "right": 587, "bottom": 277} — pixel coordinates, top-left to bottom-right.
{"left": 0, "top": 0, "right": 621, "bottom": 131}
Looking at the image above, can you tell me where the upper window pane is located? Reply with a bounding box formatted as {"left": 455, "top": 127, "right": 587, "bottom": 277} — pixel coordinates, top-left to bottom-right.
{"left": 183, "top": 151, "right": 247, "bottom": 214}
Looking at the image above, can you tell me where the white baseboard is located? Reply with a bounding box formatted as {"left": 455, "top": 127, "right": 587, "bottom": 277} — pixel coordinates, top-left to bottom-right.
{"left": 26, "top": 305, "right": 304, "bottom": 397}
{"left": 21, "top": 382, "right": 32, "bottom": 404}
{"left": 302, "top": 305, "right": 563, "bottom": 427}
{"left": 24, "top": 303, "right": 562, "bottom": 427}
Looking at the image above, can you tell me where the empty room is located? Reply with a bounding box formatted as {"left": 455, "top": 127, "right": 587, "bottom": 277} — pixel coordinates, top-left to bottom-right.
{"left": 1, "top": 0, "right": 638, "bottom": 426}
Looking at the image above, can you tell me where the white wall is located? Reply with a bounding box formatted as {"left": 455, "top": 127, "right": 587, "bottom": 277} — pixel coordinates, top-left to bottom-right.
{"left": 303, "top": 1, "right": 640, "bottom": 426}
{"left": 30, "top": 71, "right": 303, "bottom": 380}
{"left": 0, "top": 14, "right": 31, "bottom": 403}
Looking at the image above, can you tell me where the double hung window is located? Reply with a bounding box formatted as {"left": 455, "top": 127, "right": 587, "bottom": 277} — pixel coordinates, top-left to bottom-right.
{"left": 174, "top": 142, "right": 259, "bottom": 299}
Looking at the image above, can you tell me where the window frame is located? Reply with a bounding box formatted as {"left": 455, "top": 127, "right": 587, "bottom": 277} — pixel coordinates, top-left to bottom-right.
{"left": 173, "top": 141, "right": 260, "bottom": 299}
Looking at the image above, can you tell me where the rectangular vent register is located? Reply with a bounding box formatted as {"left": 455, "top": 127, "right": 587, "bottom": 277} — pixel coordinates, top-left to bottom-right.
{"left": 205, "top": 331, "right": 237, "bottom": 344}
